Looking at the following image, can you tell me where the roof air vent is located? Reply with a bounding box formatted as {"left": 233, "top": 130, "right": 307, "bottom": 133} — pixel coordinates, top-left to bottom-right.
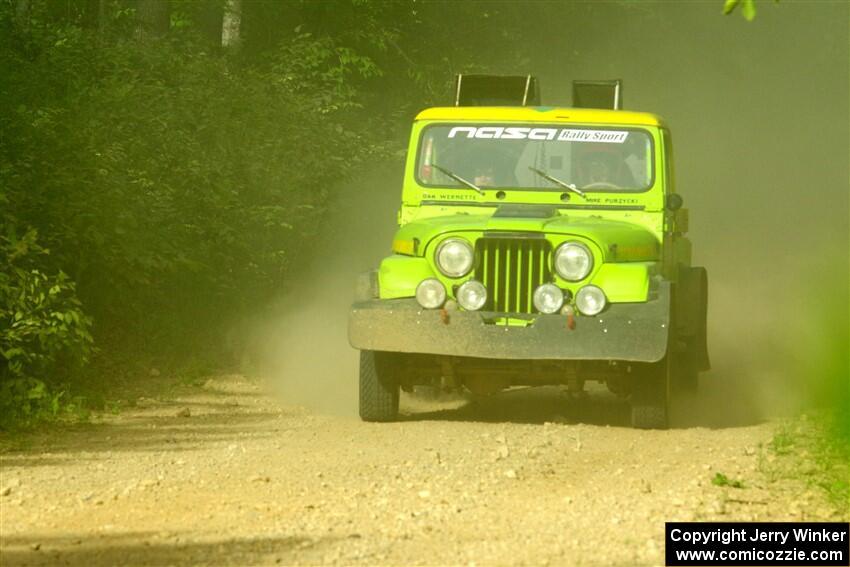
{"left": 453, "top": 74, "right": 541, "bottom": 107}
{"left": 572, "top": 80, "right": 623, "bottom": 110}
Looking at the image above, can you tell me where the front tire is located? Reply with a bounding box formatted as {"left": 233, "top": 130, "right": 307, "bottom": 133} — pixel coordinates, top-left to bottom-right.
{"left": 630, "top": 355, "right": 671, "bottom": 429}
{"left": 359, "top": 351, "right": 399, "bottom": 422}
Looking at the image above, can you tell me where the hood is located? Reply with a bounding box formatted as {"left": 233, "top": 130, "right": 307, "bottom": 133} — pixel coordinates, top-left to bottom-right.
{"left": 395, "top": 204, "right": 660, "bottom": 262}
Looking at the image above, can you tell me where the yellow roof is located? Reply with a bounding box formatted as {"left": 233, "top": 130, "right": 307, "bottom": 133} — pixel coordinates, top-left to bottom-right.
{"left": 415, "top": 106, "right": 665, "bottom": 127}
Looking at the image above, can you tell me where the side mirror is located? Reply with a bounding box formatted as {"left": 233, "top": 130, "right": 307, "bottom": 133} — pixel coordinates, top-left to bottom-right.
{"left": 666, "top": 193, "right": 684, "bottom": 212}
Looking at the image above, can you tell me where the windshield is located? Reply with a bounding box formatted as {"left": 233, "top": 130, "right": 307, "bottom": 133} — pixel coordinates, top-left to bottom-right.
{"left": 416, "top": 124, "right": 654, "bottom": 192}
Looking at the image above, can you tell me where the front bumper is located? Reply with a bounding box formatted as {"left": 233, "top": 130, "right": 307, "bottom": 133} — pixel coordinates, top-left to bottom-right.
{"left": 348, "top": 281, "right": 670, "bottom": 362}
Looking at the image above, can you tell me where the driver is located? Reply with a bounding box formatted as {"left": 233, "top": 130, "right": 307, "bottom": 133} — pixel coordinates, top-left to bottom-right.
{"left": 462, "top": 141, "right": 518, "bottom": 187}
{"left": 587, "top": 159, "right": 612, "bottom": 185}
{"left": 473, "top": 165, "right": 496, "bottom": 187}
{"left": 580, "top": 152, "right": 637, "bottom": 188}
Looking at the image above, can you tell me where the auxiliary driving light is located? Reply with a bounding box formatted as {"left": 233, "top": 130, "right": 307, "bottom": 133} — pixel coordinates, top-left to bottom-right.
{"left": 416, "top": 278, "right": 447, "bottom": 309}
{"left": 435, "top": 238, "right": 474, "bottom": 278}
{"left": 456, "top": 280, "right": 487, "bottom": 311}
{"left": 533, "top": 283, "right": 565, "bottom": 314}
{"left": 575, "top": 285, "right": 607, "bottom": 316}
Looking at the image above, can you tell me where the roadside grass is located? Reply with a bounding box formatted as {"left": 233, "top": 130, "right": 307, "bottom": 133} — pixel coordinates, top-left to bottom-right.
{"left": 810, "top": 418, "right": 849, "bottom": 510}
{"left": 0, "top": 342, "right": 234, "bottom": 438}
{"left": 757, "top": 413, "right": 849, "bottom": 516}
{"left": 767, "top": 422, "right": 795, "bottom": 455}
{"left": 711, "top": 472, "right": 746, "bottom": 489}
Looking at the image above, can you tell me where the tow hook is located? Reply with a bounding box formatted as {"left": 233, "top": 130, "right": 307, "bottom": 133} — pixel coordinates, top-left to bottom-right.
{"left": 440, "top": 299, "right": 457, "bottom": 325}
{"left": 562, "top": 304, "right": 576, "bottom": 330}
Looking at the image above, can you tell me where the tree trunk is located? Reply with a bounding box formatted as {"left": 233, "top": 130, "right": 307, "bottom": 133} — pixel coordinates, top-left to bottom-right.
{"left": 136, "top": 0, "right": 170, "bottom": 41}
{"left": 221, "top": 0, "right": 242, "bottom": 50}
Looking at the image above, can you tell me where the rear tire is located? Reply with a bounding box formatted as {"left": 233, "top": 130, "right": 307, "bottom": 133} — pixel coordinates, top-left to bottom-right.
{"left": 359, "top": 351, "right": 399, "bottom": 422}
{"left": 630, "top": 356, "right": 670, "bottom": 429}
{"left": 673, "top": 348, "right": 699, "bottom": 393}
{"left": 678, "top": 266, "right": 710, "bottom": 373}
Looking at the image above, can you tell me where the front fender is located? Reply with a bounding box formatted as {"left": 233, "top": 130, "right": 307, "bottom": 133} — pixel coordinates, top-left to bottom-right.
{"left": 378, "top": 255, "right": 435, "bottom": 299}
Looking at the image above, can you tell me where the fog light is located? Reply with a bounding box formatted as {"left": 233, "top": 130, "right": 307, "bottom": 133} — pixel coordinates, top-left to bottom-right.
{"left": 416, "top": 278, "right": 446, "bottom": 309}
{"left": 456, "top": 280, "right": 487, "bottom": 311}
{"left": 575, "top": 285, "right": 606, "bottom": 316}
{"left": 533, "top": 283, "right": 564, "bottom": 314}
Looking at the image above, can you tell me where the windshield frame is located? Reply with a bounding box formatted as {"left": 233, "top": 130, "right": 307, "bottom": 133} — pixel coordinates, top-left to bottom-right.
{"left": 413, "top": 122, "right": 657, "bottom": 194}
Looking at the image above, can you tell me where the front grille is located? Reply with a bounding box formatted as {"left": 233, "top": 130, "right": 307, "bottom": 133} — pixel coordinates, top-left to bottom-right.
{"left": 474, "top": 235, "right": 552, "bottom": 313}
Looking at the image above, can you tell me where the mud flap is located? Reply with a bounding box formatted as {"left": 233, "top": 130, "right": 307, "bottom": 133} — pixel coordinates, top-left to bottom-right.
{"left": 631, "top": 354, "right": 671, "bottom": 429}
{"left": 677, "top": 266, "right": 710, "bottom": 371}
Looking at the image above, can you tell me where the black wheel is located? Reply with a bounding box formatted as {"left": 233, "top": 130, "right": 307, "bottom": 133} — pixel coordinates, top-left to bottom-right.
{"left": 630, "top": 355, "right": 670, "bottom": 429}
{"left": 673, "top": 346, "right": 699, "bottom": 393}
{"left": 677, "top": 266, "right": 710, "bottom": 373}
{"left": 359, "top": 350, "right": 399, "bottom": 422}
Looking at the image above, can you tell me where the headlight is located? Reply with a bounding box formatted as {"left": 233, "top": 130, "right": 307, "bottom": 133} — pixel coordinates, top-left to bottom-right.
{"left": 554, "top": 242, "right": 593, "bottom": 281}
{"left": 533, "top": 283, "right": 564, "bottom": 314}
{"left": 575, "top": 285, "right": 606, "bottom": 316}
{"left": 416, "top": 278, "right": 446, "bottom": 309}
{"left": 456, "top": 280, "right": 487, "bottom": 311}
{"left": 435, "top": 238, "right": 474, "bottom": 278}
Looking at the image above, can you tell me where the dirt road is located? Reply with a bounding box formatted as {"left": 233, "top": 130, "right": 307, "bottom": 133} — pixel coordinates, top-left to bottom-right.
{"left": 0, "top": 374, "right": 843, "bottom": 566}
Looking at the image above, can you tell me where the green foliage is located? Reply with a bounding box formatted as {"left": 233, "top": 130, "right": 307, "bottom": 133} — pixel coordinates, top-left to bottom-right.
{"left": 768, "top": 422, "right": 795, "bottom": 455}
{"left": 1, "top": 5, "right": 380, "bottom": 343}
{"left": 723, "top": 0, "right": 780, "bottom": 22}
{"left": 791, "top": 260, "right": 849, "bottom": 486}
{"left": 759, "top": 416, "right": 849, "bottom": 513}
{"left": 812, "top": 421, "right": 849, "bottom": 508}
{"left": 0, "top": 230, "right": 94, "bottom": 428}
{"left": 711, "top": 472, "right": 745, "bottom": 488}
{"left": 268, "top": 31, "right": 383, "bottom": 113}
{"left": 0, "top": 2, "right": 390, "bottom": 426}
{"left": 0, "top": 0, "right": 532, "bottom": 427}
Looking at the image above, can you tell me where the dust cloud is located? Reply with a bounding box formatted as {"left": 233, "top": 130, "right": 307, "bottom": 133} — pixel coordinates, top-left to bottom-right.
{"left": 521, "top": 2, "right": 849, "bottom": 426}
{"left": 251, "top": 3, "right": 847, "bottom": 425}
{"left": 249, "top": 164, "right": 401, "bottom": 416}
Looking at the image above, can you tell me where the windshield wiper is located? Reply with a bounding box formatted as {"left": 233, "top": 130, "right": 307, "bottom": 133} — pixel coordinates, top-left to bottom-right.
{"left": 528, "top": 166, "right": 586, "bottom": 198}
{"left": 431, "top": 163, "right": 485, "bottom": 195}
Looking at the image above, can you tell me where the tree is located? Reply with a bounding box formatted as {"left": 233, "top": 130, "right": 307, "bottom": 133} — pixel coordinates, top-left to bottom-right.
{"left": 221, "top": 0, "right": 241, "bottom": 49}
{"left": 136, "top": 0, "right": 169, "bottom": 41}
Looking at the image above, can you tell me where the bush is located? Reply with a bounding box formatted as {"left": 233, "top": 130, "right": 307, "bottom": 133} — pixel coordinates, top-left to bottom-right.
{"left": 1, "top": 9, "right": 379, "bottom": 341}
{"left": 0, "top": 4, "right": 384, "bottom": 425}
{"left": 0, "top": 230, "right": 94, "bottom": 428}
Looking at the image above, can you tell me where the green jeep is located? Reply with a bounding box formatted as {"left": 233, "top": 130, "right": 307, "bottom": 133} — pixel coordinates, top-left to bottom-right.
{"left": 349, "top": 76, "right": 709, "bottom": 429}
